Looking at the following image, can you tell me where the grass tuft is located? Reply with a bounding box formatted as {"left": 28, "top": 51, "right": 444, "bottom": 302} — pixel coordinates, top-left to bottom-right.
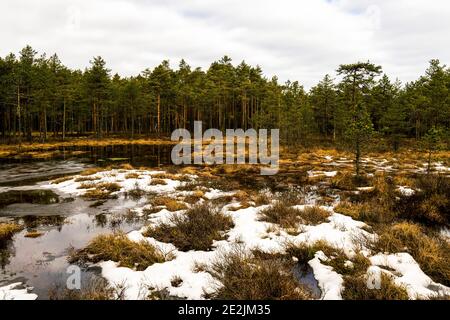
{"left": 0, "top": 223, "right": 23, "bottom": 242}
{"left": 208, "top": 248, "right": 312, "bottom": 300}
{"left": 370, "top": 222, "right": 450, "bottom": 286}
{"left": 144, "top": 203, "right": 233, "bottom": 251}
{"left": 68, "top": 232, "right": 168, "bottom": 271}
{"left": 342, "top": 273, "right": 409, "bottom": 300}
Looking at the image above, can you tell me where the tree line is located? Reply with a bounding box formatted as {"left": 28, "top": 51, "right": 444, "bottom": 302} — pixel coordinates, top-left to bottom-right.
{"left": 0, "top": 45, "right": 449, "bottom": 147}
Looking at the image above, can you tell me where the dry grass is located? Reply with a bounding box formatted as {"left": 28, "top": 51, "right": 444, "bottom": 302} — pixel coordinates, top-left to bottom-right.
{"left": 79, "top": 167, "right": 105, "bottom": 176}
{"left": 336, "top": 174, "right": 450, "bottom": 227}
{"left": 144, "top": 204, "right": 234, "bottom": 251}
{"left": 51, "top": 176, "right": 74, "bottom": 184}
{"left": 24, "top": 230, "right": 44, "bottom": 238}
{"left": 49, "top": 276, "right": 121, "bottom": 300}
{"left": 149, "top": 178, "right": 168, "bottom": 186}
{"left": 69, "top": 232, "right": 168, "bottom": 271}
{"left": 275, "top": 188, "right": 305, "bottom": 206}
{"left": 370, "top": 222, "right": 450, "bottom": 286}
{"left": 0, "top": 223, "right": 23, "bottom": 242}
{"left": 208, "top": 248, "right": 312, "bottom": 300}
{"left": 259, "top": 202, "right": 303, "bottom": 229}
{"left": 149, "top": 196, "right": 188, "bottom": 211}
{"left": 252, "top": 191, "right": 272, "bottom": 206}
{"left": 81, "top": 182, "right": 121, "bottom": 200}
{"left": 396, "top": 175, "right": 450, "bottom": 226}
{"left": 259, "top": 203, "right": 330, "bottom": 229}
{"left": 298, "top": 206, "right": 331, "bottom": 225}
{"left": 125, "top": 173, "right": 140, "bottom": 179}
{"left": 334, "top": 201, "right": 396, "bottom": 224}
{"left": 74, "top": 176, "right": 101, "bottom": 182}
{"left": 331, "top": 171, "right": 370, "bottom": 190}
{"left": 342, "top": 273, "right": 409, "bottom": 300}
{"left": 170, "top": 276, "right": 183, "bottom": 288}
{"left": 183, "top": 190, "right": 205, "bottom": 204}
{"left": 285, "top": 240, "right": 370, "bottom": 276}
{"left": 335, "top": 174, "right": 398, "bottom": 223}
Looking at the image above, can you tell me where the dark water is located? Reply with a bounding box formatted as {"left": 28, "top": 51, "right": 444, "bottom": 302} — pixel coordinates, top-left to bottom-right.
{"left": 0, "top": 144, "right": 173, "bottom": 187}
{"left": 293, "top": 263, "right": 322, "bottom": 299}
{"left": 0, "top": 144, "right": 172, "bottom": 299}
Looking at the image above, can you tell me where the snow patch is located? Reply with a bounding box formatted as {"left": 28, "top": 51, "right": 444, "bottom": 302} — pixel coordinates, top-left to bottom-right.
{"left": 0, "top": 283, "right": 37, "bottom": 300}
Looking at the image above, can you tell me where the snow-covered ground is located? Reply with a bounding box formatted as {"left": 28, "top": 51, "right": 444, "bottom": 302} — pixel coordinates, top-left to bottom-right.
{"left": 37, "top": 167, "right": 450, "bottom": 300}
{"left": 0, "top": 283, "right": 37, "bottom": 300}
{"left": 3, "top": 154, "right": 449, "bottom": 300}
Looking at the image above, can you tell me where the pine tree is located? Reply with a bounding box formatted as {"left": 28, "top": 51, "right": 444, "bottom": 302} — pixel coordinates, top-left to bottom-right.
{"left": 345, "top": 103, "right": 374, "bottom": 176}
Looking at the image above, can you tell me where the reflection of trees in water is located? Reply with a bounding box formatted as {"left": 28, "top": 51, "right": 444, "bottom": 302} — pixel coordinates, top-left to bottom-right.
{"left": 16, "top": 215, "right": 67, "bottom": 231}
{"left": 0, "top": 240, "right": 15, "bottom": 269}
{"left": 0, "top": 189, "right": 60, "bottom": 208}
{"left": 84, "top": 144, "right": 172, "bottom": 168}
{"left": 94, "top": 213, "right": 108, "bottom": 228}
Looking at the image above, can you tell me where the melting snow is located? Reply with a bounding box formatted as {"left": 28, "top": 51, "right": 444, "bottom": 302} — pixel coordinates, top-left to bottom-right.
{"left": 0, "top": 283, "right": 37, "bottom": 300}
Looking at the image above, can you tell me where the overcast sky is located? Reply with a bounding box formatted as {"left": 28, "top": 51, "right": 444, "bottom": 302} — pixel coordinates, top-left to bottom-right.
{"left": 1, "top": 0, "right": 449, "bottom": 88}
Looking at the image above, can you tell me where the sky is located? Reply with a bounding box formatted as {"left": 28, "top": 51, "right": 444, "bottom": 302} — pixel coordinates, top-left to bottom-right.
{"left": 1, "top": 0, "right": 449, "bottom": 88}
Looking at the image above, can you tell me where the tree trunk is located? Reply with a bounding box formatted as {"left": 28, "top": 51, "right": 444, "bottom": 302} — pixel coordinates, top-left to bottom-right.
{"left": 62, "top": 97, "right": 66, "bottom": 141}
{"left": 157, "top": 93, "right": 161, "bottom": 135}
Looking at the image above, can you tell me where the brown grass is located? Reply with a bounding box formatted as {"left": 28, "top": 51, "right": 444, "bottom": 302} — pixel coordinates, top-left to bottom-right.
{"left": 0, "top": 223, "right": 23, "bottom": 242}
{"left": 331, "top": 171, "right": 370, "bottom": 190}
{"left": 285, "top": 240, "right": 370, "bottom": 276}
{"left": 74, "top": 176, "right": 101, "bottom": 182}
{"left": 207, "top": 248, "right": 312, "bottom": 300}
{"left": 370, "top": 222, "right": 450, "bottom": 286}
{"left": 69, "top": 232, "right": 168, "bottom": 271}
{"left": 125, "top": 173, "right": 140, "bottom": 179}
{"left": 24, "top": 230, "right": 44, "bottom": 238}
{"left": 259, "top": 203, "right": 330, "bottom": 229}
{"left": 149, "top": 196, "right": 188, "bottom": 211}
{"left": 48, "top": 276, "right": 124, "bottom": 300}
{"left": 259, "top": 202, "right": 303, "bottom": 229}
{"left": 51, "top": 176, "right": 74, "bottom": 184}
{"left": 342, "top": 273, "right": 409, "bottom": 300}
{"left": 149, "top": 178, "right": 168, "bottom": 186}
{"left": 396, "top": 175, "right": 450, "bottom": 226}
{"left": 81, "top": 182, "right": 121, "bottom": 200}
{"left": 79, "top": 167, "right": 105, "bottom": 176}
{"left": 144, "top": 204, "right": 234, "bottom": 251}
{"left": 183, "top": 190, "right": 205, "bottom": 204}
{"left": 298, "top": 206, "right": 331, "bottom": 225}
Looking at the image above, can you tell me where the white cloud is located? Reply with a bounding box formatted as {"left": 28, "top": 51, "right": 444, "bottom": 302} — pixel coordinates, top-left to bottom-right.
{"left": 0, "top": 0, "right": 449, "bottom": 88}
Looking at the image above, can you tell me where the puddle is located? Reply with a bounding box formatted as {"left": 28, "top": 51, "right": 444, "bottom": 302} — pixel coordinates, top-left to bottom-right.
{"left": 0, "top": 209, "right": 144, "bottom": 299}
{"left": 293, "top": 263, "right": 322, "bottom": 299}
{"left": 0, "top": 144, "right": 173, "bottom": 187}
